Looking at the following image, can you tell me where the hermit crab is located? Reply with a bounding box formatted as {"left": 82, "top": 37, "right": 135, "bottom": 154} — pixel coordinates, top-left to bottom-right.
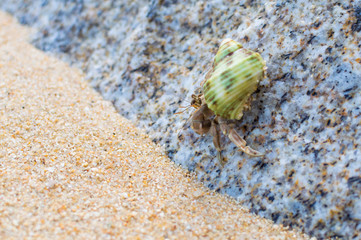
{"left": 186, "top": 38, "right": 266, "bottom": 163}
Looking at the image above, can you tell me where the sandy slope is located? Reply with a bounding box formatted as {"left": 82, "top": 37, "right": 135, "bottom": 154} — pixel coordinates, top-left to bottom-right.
{"left": 0, "top": 12, "right": 310, "bottom": 239}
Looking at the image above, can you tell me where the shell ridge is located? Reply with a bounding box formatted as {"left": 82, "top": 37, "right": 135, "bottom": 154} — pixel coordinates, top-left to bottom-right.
{"left": 205, "top": 56, "right": 262, "bottom": 117}
{"left": 203, "top": 39, "right": 265, "bottom": 119}
{"left": 213, "top": 39, "right": 243, "bottom": 67}
{"left": 224, "top": 62, "right": 262, "bottom": 118}
{"left": 206, "top": 53, "right": 254, "bottom": 95}
{"left": 226, "top": 60, "right": 263, "bottom": 99}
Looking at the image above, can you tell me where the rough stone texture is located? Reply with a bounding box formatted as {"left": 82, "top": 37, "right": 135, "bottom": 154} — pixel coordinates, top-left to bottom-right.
{"left": 0, "top": 11, "right": 310, "bottom": 239}
{"left": 1, "top": 1, "right": 360, "bottom": 239}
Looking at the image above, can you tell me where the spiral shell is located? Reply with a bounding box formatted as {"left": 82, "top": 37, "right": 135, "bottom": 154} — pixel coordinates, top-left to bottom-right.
{"left": 203, "top": 39, "right": 265, "bottom": 120}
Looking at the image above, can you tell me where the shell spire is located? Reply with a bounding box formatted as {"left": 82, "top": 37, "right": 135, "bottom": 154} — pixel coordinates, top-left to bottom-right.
{"left": 203, "top": 38, "right": 265, "bottom": 120}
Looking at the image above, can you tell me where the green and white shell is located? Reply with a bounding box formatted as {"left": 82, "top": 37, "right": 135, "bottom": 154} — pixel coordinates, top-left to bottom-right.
{"left": 203, "top": 38, "right": 265, "bottom": 120}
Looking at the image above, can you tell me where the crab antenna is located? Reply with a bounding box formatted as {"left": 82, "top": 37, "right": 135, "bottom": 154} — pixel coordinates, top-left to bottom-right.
{"left": 176, "top": 112, "right": 194, "bottom": 137}
{"left": 174, "top": 105, "right": 192, "bottom": 115}
{"left": 178, "top": 104, "right": 190, "bottom": 108}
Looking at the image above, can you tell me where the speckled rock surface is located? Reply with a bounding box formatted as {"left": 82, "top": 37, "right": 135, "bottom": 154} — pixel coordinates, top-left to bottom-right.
{"left": 1, "top": 0, "right": 360, "bottom": 238}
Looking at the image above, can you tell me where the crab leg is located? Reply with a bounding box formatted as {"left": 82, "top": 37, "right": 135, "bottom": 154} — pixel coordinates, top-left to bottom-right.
{"left": 218, "top": 118, "right": 263, "bottom": 157}
{"left": 210, "top": 120, "right": 222, "bottom": 152}
{"left": 209, "top": 120, "right": 225, "bottom": 165}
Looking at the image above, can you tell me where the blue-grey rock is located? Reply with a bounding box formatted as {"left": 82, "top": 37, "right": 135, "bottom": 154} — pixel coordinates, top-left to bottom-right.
{"left": 1, "top": 0, "right": 361, "bottom": 238}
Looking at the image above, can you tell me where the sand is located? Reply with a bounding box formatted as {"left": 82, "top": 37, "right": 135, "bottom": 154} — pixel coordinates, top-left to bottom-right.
{"left": 0, "top": 12, "right": 311, "bottom": 239}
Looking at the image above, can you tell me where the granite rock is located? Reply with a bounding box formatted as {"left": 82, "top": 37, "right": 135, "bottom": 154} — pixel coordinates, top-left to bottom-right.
{"left": 1, "top": 0, "right": 360, "bottom": 238}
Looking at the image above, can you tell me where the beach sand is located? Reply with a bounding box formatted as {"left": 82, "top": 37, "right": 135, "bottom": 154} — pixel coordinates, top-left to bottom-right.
{"left": 0, "top": 12, "right": 310, "bottom": 239}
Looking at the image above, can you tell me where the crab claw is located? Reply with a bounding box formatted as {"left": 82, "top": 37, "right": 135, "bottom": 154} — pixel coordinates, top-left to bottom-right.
{"left": 218, "top": 117, "right": 263, "bottom": 157}
{"left": 227, "top": 128, "right": 264, "bottom": 157}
